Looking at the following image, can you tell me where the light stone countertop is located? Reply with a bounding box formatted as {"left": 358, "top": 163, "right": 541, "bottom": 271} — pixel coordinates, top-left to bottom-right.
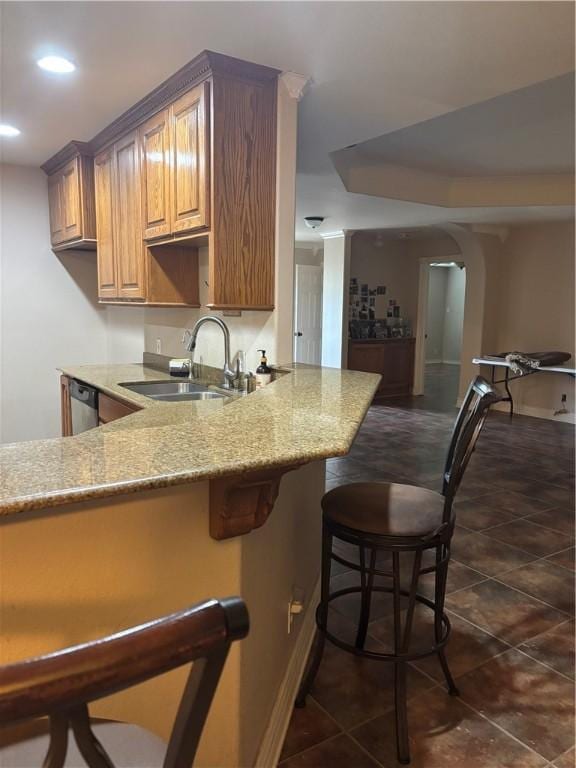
{"left": 0, "top": 363, "right": 381, "bottom": 518}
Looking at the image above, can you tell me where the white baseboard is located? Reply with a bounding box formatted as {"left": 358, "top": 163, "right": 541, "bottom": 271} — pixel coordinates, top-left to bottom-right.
{"left": 255, "top": 578, "right": 320, "bottom": 768}
{"left": 491, "top": 400, "right": 576, "bottom": 424}
{"left": 456, "top": 397, "right": 575, "bottom": 424}
{"left": 441, "top": 360, "right": 461, "bottom": 366}
{"left": 425, "top": 358, "right": 442, "bottom": 364}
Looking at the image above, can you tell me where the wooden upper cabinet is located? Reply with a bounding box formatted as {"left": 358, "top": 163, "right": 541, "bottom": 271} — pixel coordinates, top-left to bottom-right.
{"left": 47, "top": 173, "right": 64, "bottom": 245}
{"left": 43, "top": 51, "right": 279, "bottom": 310}
{"left": 170, "top": 82, "right": 209, "bottom": 235}
{"left": 113, "top": 131, "right": 146, "bottom": 299}
{"left": 94, "top": 148, "right": 117, "bottom": 299}
{"left": 43, "top": 144, "right": 97, "bottom": 251}
{"left": 208, "top": 75, "right": 276, "bottom": 309}
{"left": 60, "top": 158, "right": 83, "bottom": 242}
{"left": 140, "top": 109, "right": 171, "bottom": 241}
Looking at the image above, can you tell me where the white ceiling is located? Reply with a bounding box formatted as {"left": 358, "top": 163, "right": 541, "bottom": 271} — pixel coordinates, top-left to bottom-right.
{"left": 1, "top": 1, "right": 574, "bottom": 240}
{"left": 340, "top": 73, "right": 575, "bottom": 177}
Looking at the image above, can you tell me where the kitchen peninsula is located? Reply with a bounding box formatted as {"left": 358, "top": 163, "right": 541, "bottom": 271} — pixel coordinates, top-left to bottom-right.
{"left": 0, "top": 362, "right": 379, "bottom": 766}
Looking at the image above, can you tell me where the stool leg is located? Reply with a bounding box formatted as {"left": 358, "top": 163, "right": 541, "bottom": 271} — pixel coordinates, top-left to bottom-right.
{"left": 355, "top": 546, "right": 376, "bottom": 650}
{"left": 295, "top": 524, "right": 333, "bottom": 707}
{"left": 434, "top": 543, "right": 459, "bottom": 696}
{"left": 392, "top": 551, "right": 411, "bottom": 765}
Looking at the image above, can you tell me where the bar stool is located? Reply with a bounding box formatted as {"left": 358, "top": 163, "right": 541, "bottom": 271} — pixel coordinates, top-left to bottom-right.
{"left": 296, "top": 376, "right": 502, "bottom": 764}
{"left": 0, "top": 597, "right": 249, "bottom": 768}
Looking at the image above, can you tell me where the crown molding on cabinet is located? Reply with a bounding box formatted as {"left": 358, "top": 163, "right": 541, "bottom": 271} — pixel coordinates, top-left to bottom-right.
{"left": 41, "top": 50, "right": 281, "bottom": 174}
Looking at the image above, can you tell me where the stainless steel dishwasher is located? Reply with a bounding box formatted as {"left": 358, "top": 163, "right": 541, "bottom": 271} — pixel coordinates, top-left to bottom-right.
{"left": 69, "top": 379, "right": 99, "bottom": 434}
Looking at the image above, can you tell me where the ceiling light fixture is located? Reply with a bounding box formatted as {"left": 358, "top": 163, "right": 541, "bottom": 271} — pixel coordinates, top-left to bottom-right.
{"left": 0, "top": 124, "right": 21, "bottom": 137}
{"left": 37, "top": 55, "right": 75, "bottom": 74}
{"left": 430, "top": 261, "right": 458, "bottom": 268}
{"left": 304, "top": 216, "right": 325, "bottom": 230}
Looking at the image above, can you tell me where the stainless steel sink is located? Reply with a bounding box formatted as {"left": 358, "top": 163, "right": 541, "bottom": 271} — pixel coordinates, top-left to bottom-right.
{"left": 119, "top": 380, "right": 229, "bottom": 402}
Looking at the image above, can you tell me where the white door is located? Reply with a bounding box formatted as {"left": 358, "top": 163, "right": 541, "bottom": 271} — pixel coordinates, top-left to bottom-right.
{"left": 294, "top": 264, "right": 323, "bottom": 364}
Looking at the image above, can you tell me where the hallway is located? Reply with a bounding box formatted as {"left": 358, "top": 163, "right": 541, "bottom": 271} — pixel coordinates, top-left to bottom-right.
{"left": 279, "top": 385, "right": 575, "bottom": 768}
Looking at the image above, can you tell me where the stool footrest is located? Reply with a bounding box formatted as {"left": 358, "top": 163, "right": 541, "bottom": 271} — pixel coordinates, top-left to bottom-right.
{"left": 316, "top": 587, "right": 452, "bottom": 663}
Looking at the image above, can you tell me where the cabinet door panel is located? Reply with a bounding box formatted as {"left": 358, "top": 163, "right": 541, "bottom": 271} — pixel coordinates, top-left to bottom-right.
{"left": 60, "top": 158, "right": 83, "bottom": 242}
{"left": 170, "top": 82, "right": 209, "bottom": 234}
{"left": 48, "top": 174, "right": 64, "bottom": 245}
{"left": 140, "top": 109, "right": 171, "bottom": 241}
{"left": 114, "top": 132, "right": 145, "bottom": 299}
{"left": 348, "top": 344, "right": 385, "bottom": 375}
{"left": 94, "top": 149, "right": 117, "bottom": 299}
{"left": 381, "top": 342, "right": 415, "bottom": 393}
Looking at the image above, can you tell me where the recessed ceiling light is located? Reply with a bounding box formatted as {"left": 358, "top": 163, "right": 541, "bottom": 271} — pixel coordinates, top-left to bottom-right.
{"left": 0, "top": 124, "right": 21, "bottom": 137}
{"left": 37, "top": 55, "right": 75, "bottom": 74}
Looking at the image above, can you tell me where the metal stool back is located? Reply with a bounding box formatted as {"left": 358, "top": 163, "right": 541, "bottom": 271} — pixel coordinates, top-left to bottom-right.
{"left": 296, "top": 376, "right": 502, "bottom": 764}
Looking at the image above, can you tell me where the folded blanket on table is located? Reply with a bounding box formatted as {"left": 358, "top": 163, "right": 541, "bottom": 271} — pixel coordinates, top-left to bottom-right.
{"left": 504, "top": 352, "right": 541, "bottom": 376}
{"left": 492, "top": 350, "right": 572, "bottom": 376}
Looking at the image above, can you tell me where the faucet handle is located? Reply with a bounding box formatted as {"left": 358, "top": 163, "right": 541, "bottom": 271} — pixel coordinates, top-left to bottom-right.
{"left": 182, "top": 329, "right": 195, "bottom": 351}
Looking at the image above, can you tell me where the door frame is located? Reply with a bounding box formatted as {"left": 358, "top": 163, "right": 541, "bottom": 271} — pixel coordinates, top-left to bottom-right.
{"left": 413, "top": 257, "right": 467, "bottom": 396}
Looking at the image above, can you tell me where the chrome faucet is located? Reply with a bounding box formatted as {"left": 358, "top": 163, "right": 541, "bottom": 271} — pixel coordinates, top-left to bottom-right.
{"left": 183, "top": 316, "right": 238, "bottom": 388}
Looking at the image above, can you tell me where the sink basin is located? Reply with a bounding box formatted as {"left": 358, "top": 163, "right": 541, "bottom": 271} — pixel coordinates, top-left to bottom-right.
{"left": 119, "top": 380, "right": 229, "bottom": 402}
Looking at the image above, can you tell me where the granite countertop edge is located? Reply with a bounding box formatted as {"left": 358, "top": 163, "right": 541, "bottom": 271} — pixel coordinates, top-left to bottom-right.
{"left": 0, "top": 363, "right": 380, "bottom": 518}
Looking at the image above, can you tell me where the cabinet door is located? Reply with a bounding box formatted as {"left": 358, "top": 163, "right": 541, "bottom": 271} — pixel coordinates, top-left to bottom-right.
{"left": 113, "top": 132, "right": 146, "bottom": 299}
{"left": 94, "top": 148, "right": 118, "bottom": 299}
{"left": 348, "top": 343, "right": 386, "bottom": 375}
{"left": 170, "top": 82, "right": 209, "bottom": 234}
{"left": 47, "top": 173, "right": 64, "bottom": 245}
{"left": 60, "top": 158, "right": 83, "bottom": 243}
{"left": 140, "top": 109, "right": 171, "bottom": 241}
{"left": 380, "top": 341, "right": 415, "bottom": 396}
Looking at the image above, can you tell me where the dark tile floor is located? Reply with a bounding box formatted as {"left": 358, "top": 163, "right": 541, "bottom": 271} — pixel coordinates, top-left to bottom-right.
{"left": 279, "top": 365, "right": 575, "bottom": 768}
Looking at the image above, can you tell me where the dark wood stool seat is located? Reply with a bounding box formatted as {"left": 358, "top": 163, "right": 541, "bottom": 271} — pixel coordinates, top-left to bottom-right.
{"left": 296, "top": 377, "right": 502, "bottom": 765}
{"left": 322, "top": 482, "right": 450, "bottom": 539}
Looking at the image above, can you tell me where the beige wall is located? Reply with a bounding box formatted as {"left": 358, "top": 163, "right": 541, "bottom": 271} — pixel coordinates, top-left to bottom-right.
{"left": 351, "top": 232, "right": 461, "bottom": 331}
{"left": 137, "top": 246, "right": 277, "bottom": 375}
{"left": 426, "top": 267, "right": 448, "bottom": 361}
{"left": 295, "top": 246, "right": 323, "bottom": 267}
{"left": 488, "top": 221, "right": 575, "bottom": 417}
{"left": 0, "top": 164, "right": 110, "bottom": 443}
{"left": 443, "top": 266, "right": 466, "bottom": 364}
{"left": 351, "top": 233, "right": 419, "bottom": 326}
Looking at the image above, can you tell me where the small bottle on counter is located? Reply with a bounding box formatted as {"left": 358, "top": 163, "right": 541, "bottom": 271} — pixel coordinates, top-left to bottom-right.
{"left": 255, "top": 350, "right": 272, "bottom": 388}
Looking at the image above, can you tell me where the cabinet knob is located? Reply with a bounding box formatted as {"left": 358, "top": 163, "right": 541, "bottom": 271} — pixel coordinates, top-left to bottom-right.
{"left": 294, "top": 331, "right": 303, "bottom": 337}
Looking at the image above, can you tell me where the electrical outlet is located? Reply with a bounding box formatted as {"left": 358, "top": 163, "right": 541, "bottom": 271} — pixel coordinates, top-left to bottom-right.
{"left": 287, "top": 587, "right": 305, "bottom": 633}
{"left": 156, "top": 338, "right": 162, "bottom": 355}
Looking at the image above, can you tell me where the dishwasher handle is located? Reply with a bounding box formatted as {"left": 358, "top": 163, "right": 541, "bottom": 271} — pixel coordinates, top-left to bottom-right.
{"left": 69, "top": 379, "right": 98, "bottom": 410}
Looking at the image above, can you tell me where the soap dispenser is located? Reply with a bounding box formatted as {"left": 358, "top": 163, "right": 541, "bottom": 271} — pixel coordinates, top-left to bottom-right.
{"left": 255, "top": 350, "right": 272, "bottom": 388}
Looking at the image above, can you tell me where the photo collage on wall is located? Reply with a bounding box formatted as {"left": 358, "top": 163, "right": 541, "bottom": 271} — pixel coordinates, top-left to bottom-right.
{"left": 349, "top": 278, "right": 412, "bottom": 339}
{"left": 349, "top": 278, "right": 388, "bottom": 321}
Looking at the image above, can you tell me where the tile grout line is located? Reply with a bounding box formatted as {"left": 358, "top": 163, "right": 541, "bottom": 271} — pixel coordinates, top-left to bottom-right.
{"left": 445, "top": 574, "right": 573, "bottom": 641}
{"left": 455, "top": 692, "right": 565, "bottom": 765}
{"left": 475, "top": 514, "right": 575, "bottom": 538}
{"left": 512, "top": 642, "right": 575, "bottom": 685}
{"left": 277, "top": 731, "right": 344, "bottom": 767}
{"left": 451, "top": 536, "right": 576, "bottom": 585}
{"left": 282, "top": 696, "right": 392, "bottom": 768}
